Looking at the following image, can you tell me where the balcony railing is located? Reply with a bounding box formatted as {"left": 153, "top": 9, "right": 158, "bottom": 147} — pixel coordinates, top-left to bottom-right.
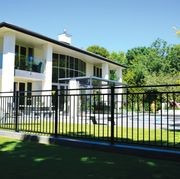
{"left": 15, "top": 55, "right": 45, "bottom": 73}
{"left": 0, "top": 53, "right": 45, "bottom": 73}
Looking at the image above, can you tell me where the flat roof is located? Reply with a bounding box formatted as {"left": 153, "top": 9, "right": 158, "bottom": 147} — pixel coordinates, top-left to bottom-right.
{"left": 0, "top": 22, "right": 127, "bottom": 68}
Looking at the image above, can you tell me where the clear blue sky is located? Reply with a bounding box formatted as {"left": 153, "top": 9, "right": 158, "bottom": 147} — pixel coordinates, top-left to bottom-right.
{"left": 0, "top": 0, "right": 180, "bottom": 52}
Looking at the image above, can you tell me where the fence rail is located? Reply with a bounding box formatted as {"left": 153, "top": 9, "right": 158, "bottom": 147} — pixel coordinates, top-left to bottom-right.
{"left": 0, "top": 84, "right": 180, "bottom": 149}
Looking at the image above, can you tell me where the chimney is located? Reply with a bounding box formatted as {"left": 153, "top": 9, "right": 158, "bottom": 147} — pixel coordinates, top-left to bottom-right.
{"left": 58, "top": 29, "right": 72, "bottom": 45}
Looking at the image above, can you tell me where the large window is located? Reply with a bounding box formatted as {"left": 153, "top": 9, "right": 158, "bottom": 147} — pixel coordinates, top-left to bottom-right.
{"left": 15, "top": 45, "right": 34, "bottom": 71}
{"left": 52, "top": 53, "right": 86, "bottom": 83}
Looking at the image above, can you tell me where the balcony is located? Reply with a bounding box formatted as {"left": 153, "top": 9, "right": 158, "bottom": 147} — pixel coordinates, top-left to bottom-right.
{"left": 15, "top": 55, "right": 45, "bottom": 73}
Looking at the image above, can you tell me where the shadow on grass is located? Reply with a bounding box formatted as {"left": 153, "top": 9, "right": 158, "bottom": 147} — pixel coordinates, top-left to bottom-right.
{"left": 0, "top": 136, "right": 180, "bottom": 179}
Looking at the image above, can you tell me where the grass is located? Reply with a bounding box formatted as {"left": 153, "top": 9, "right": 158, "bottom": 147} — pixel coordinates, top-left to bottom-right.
{"left": 1, "top": 121, "right": 180, "bottom": 147}
{"left": 0, "top": 136, "right": 180, "bottom": 179}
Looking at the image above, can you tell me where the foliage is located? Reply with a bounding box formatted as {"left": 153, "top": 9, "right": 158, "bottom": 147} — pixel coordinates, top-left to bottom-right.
{"left": 86, "top": 38, "right": 180, "bottom": 88}
{"left": 109, "top": 51, "right": 127, "bottom": 65}
{"left": 124, "top": 38, "right": 180, "bottom": 87}
{"left": 167, "top": 44, "right": 180, "bottom": 72}
{"left": 86, "top": 45, "right": 110, "bottom": 58}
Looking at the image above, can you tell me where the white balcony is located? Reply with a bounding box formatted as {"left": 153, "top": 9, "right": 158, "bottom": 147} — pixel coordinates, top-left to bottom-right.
{"left": 14, "top": 69, "right": 45, "bottom": 81}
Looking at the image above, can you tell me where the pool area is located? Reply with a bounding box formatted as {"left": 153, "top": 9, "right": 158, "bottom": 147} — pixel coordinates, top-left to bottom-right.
{"left": 121, "top": 113, "right": 180, "bottom": 130}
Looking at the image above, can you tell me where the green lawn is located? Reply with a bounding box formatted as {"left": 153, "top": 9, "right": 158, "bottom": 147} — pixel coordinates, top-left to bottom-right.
{"left": 0, "top": 136, "right": 180, "bottom": 179}
{"left": 1, "top": 121, "right": 180, "bottom": 147}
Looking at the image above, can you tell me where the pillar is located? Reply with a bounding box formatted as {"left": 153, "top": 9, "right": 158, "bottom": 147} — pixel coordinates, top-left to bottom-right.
{"left": 68, "top": 79, "right": 79, "bottom": 122}
{"left": 116, "top": 67, "right": 123, "bottom": 111}
{"left": 101, "top": 63, "right": 109, "bottom": 104}
{"left": 41, "top": 44, "right": 52, "bottom": 106}
{"left": 1, "top": 32, "right": 15, "bottom": 94}
{"left": 42, "top": 44, "right": 52, "bottom": 92}
{"left": 102, "top": 63, "right": 109, "bottom": 80}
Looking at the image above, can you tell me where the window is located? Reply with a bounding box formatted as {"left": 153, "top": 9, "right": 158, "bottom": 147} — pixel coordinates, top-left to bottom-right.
{"left": 27, "top": 82, "right": 32, "bottom": 105}
{"left": 52, "top": 53, "right": 86, "bottom": 83}
{"left": 53, "top": 53, "right": 58, "bottom": 67}
{"left": 93, "top": 66, "right": 102, "bottom": 78}
{"left": 15, "top": 45, "right": 34, "bottom": 71}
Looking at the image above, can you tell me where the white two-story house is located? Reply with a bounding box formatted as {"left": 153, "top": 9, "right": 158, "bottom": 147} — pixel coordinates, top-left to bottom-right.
{"left": 0, "top": 22, "right": 125, "bottom": 107}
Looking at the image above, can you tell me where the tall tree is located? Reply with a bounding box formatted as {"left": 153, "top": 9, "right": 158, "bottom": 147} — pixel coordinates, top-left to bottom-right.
{"left": 167, "top": 44, "right": 180, "bottom": 72}
{"left": 109, "top": 51, "right": 127, "bottom": 65}
{"left": 86, "top": 45, "right": 110, "bottom": 58}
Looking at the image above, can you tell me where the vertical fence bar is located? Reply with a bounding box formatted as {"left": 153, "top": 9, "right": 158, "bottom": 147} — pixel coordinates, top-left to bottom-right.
{"left": 131, "top": 93, "right": 134, "bottom": 142}
{"left": 160, "top": 93, "right": 163, "bottom": 147}
{"left": 166, "top": 92, "right": 169, "bottom": 147}
{"left": 126, "top": 89, "right": 129, "bottom": 142}
{"left": 110, "top": 86, "right": 115, "bottom": 144}
{"left": 173, "top": 92, "right": 175, "bottom": 147}
{"left": 15, "top": 91, "right": 19, "bottom": 132}
{"left": 54, "top": 89, "right": 58, "bottom": 136}
{"left": 142, "top": 93, "right": 145, "bottom": 143}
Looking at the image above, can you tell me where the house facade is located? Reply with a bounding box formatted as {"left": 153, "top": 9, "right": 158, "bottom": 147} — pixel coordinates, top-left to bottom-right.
{"left": 0, "top": 22, "right": 125, "bottom": 106}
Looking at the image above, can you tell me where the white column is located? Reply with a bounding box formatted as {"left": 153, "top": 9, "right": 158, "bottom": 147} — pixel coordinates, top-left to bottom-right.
{"left": 101, "top": 63, "right": 109, "bottom": 104}
{"left": 116, "top": 67, "right": 123, "bottom": 111}
{"left": 42, "top": 44, "right": 52, "bottom": 92}
{"left": 1, "top": 32, "right": 15, "bottom": 94}
{"left": 41, "top": 44, "right": 52, "bottom": 106}
{"left": 86, "top": 63, "right": 93, "bottom": 91}
{"left": 116, "top": 68, "right": 122, "bottom": 84}
{"left": 68, "top": 80, "right": 79, "bottom": 122}
{"left": 102, "top": 63, "right": 109, "bottom": 80}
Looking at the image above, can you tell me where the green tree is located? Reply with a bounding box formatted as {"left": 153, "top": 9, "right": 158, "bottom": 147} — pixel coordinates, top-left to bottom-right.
{"left": 124, "top": 56, "right": 148, "bottom": 86}
{"left": 109, "top": 51, "right": 127, "bottom": 65}
{"left": 126, "top": 47, "right": 150, "bottom": 65}
{"left": 167, "top": 44, "right": 180, "bottom": 72}
{"left": 149, "top": 38, "right": 170, "bottom": 74}
{"left": 86, "top": 45, "right": 110, "bottom": 58}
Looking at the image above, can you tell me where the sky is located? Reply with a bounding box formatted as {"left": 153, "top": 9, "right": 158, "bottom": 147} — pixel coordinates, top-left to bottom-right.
{"left": 0, "top": 0, "right": 180, "bottom": 52}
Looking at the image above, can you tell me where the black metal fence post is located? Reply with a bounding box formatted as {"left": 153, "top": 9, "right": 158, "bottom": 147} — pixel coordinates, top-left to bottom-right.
{"left": 110, "top": 86, "right": 115, "bottom": 144}
{"left": 15, "top": 91, "right": 19, "bottom": 132}
{"left": 54, "top": 89, "right": 58, "bottom": 136}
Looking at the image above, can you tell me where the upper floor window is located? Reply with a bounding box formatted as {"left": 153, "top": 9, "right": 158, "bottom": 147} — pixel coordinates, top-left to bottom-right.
{"left": 93, "top": 66, "right": 102, "bottom": 78}
{"left": 15, "top": 45, "right": 43, "bottom": 73}
{"left": 52, "top": 53, "right": 86, "bottom": 83}
{"left": 15, "top": 45, "right": 34, "bottom": 70}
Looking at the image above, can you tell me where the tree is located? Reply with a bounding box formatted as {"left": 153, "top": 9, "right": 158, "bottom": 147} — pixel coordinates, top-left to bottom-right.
{"left": 109, "top": 51, "right": 127, "bottom": 65}
{"left": 126, "top": 47, "right": 150, "bottom": 65}
{"left": 151, "top": 38, "right": 169, "bottom": 58}
{"left": 167, "top": 44, "right": 180, "bottom": 72}
{"left": 86, "top": 45, "right": 110, "bottom": 58}
{"left": 123, "top": 55, "right": 148, "bottom": 86}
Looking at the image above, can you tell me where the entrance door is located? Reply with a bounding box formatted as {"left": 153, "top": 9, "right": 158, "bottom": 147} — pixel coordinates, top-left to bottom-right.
{"left": 52, "top": 84, "right": 68, "bottom": 111}
{"left": 14, "top": 82, "right": 32, "bottom": 106}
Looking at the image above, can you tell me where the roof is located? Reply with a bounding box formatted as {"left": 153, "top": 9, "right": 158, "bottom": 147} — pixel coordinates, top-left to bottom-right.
{"left": 0, "top": 22, "right": 127, "bottom": 68}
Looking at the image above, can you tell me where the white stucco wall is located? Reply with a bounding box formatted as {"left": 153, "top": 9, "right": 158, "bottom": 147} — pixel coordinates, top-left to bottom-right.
{"left": 32, "top": 81, "right": 42, "bottom": 95}
{"left": 34, "top": 46, "right": 43, "bottom": 59}
{"left": 86, "top": 62, "right": 93, "bottom": 76}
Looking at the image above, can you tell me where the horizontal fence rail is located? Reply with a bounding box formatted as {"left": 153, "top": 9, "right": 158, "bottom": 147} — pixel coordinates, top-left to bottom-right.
{"left": 0, "top": 85, "right": 180, "bottom": 149}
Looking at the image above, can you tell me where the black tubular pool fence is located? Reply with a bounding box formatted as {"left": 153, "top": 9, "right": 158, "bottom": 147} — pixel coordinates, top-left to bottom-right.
{"left": 0, "top": 84, "right": 180, "bottom": 149}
